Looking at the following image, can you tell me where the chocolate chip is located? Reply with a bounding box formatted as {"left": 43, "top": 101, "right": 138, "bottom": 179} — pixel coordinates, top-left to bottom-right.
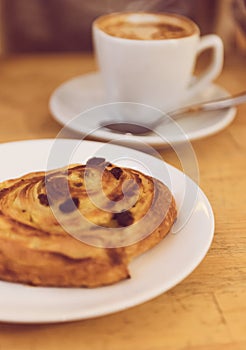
{"left": 113, "top": 210, "right": 134, "bottom": 227}
{"left": 59, "top": 197, "right": 79, "bottom": 213}
{"left": 110, "top": 167, "right": 123, "bottom": 180}
{"left": 74, "top": 182, "right": 83, "bottom": 187}
{"left": 106, "top": 249, "right": 122, "bottom": 265}
{"left": 86, "top": 157, "right": 106, "bottom": 166}
{"left": 136, "top": 176, "right": 142, "bottom": 184}
{"left": 110, "top": 193, "right": 124, "bottom": 202}
{"left": 38, "top": 193, "right": 50, "bottom": 207}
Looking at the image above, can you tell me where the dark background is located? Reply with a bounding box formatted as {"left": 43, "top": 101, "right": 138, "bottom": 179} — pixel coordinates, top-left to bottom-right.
{"left": 1, "top": 0, "right": 218, "bottom": 53}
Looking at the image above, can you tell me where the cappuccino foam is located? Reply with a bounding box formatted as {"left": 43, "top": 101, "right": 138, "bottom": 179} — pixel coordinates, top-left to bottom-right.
{"left": 96, "top": 13, "right": 198, "bottom": 40}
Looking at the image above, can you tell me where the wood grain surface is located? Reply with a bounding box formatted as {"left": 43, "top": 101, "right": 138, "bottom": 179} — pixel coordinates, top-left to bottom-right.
{"left": 0, "top": 53, "right": 245, "bottom": 350}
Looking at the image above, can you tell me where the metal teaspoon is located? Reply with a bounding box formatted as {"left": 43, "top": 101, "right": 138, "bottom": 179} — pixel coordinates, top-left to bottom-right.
{"left": 100, "top": 91, "right": 246, "bottom": 135}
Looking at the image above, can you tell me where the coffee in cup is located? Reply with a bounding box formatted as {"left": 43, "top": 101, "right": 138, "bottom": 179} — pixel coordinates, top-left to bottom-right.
{"left": 95, "top": 12, "right": 197, "bottom": 40}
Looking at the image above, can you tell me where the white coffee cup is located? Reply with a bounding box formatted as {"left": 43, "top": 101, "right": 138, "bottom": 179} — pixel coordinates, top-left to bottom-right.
{"left": 93, "top": 12, "right": 224, "bottom": 112}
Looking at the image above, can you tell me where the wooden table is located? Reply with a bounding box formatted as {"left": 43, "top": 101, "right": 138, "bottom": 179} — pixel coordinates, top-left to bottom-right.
{"left": 0, "top": 53, "right": 245, "bottom": 350}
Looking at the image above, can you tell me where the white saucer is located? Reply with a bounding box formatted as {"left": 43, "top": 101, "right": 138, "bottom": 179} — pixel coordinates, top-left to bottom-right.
{"left": 0, "top": 139, "right": 214, "bottom": 323}
{"left": 49, "top": 72, "right": 236, "bottom": 148}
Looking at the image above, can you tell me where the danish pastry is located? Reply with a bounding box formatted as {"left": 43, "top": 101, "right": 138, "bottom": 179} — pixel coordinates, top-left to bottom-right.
{"left": 0, "top": 158, "right": 177, "bottom": 287}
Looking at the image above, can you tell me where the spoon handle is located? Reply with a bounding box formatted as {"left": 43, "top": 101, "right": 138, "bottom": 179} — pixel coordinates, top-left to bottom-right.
{"left": 169, "top": 90, "right": 246, "bottom": 119}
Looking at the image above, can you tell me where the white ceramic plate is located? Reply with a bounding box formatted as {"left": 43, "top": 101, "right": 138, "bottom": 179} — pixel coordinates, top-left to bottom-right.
{"left": 49, "top": 72, "right": 236, "bottom": 148}
{"left": 0, "top": 139, "right": 214, "bottom": 323}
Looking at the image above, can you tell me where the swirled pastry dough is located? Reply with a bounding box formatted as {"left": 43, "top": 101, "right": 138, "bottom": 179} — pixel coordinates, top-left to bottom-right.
{"left": 0, "top": 158, "right": 177, "bottom": 287}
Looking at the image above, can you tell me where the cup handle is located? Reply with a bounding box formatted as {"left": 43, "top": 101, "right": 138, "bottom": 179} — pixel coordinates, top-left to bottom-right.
{"left": 186, "top": 35, "right": 224, "bottom": 99}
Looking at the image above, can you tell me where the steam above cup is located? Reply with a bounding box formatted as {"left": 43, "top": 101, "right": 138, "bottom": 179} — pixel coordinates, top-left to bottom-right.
{"left": 93, "top": 12, "right": 224, "bottom": 112}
